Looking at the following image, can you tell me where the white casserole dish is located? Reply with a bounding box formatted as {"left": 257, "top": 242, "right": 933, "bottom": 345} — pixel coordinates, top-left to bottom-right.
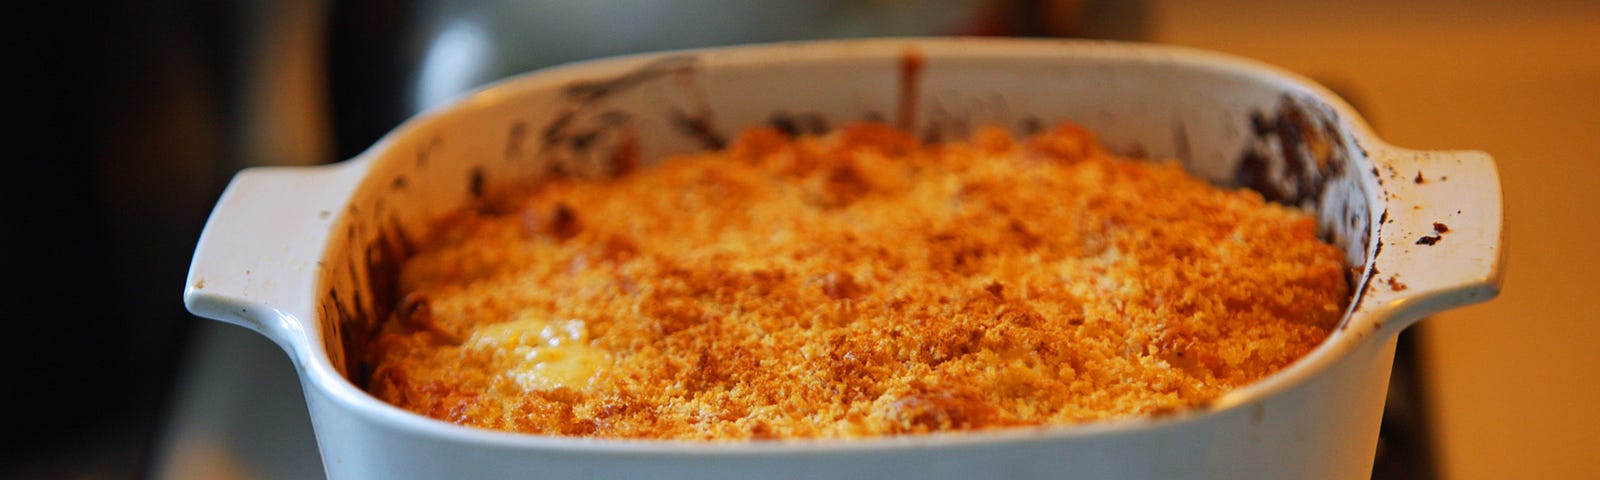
{"left": 184, "top": 38, "right": 1503, "bottom": 480}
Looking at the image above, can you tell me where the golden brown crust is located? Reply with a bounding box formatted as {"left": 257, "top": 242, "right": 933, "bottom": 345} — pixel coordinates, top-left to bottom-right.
{"left": 365, "top": 122, "right": 1349, "bottom": 440}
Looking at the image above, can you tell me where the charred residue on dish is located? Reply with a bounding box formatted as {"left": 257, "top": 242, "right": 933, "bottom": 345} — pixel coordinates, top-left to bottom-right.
{"left": 1367, "top": 210, "right": 1387, "bottom": 264}
{"left": 1019, "top": 116, "right": 1045, "bottom": 136}
{"left": 669, "top": 108, "right": 725, "bottom": 150}
{"left": 767, "top": 111, "right": 832, "bottom": 137}
{"left": 1190, "top": 396, "right": 1225, "bottom": 414}
{"left": 469, "top": 166, "right": 486, "bottom": 199}
{"left": 919, "top": 91, "right": 1013, "bottom": 147}
{"left": 1350, "top": 207, "right": 1388, "bottom": 316}
{"left": 1386, "top": 275, "right": 1408, "bottom": 291}
{"left": 609, "top": 129, "right": 640, "bottom": 178}
{"left": 898, "top": 45, "right": 925, "bottom": 132}
{"left": 919, "top": 99, "right": 971, "bottom": 145}
{"left": 320, "top": 191, "right": 421, "bottom": 382}
{"left": 539, "top": 55, "right": 711, "bottom": 178}
{"left": 505, "top": 120, "right": 529, "bottom": 161}
{"left": 670, "top": 57, "right": 725, "bottom": 149}
{"left": 348, "top": 280, "right": 372, "bottom": 380}
{"left": 317, "top": 293, "right": 339, "bottom": 369}
{"left": 1234, "top": 95, "right": 1347, "bottom": 208}
{"left": 327, "top": 252, "right": 364, "bottom": 379}
{"left": 1234, "top": 94, "right": 1376, "bottom": 329}
{"left": 415, "top": 136, "right": 442, "bottom": 169}
{"left": 323, "top": 285, "right": 353, "bottom": 378}
{"left": 565, "top": 55, "right": 697, "bottom": 102}
{"left": 1172, "top": 119, "right": 1193, "bottom": 164}
{"left": 1409, "top": 219, "right": 1450, "bottom": 246}
{"left": 1143, "top": 404, "right": 1184, "bottom": 419}
{"left": 1344, "top": 211, "right": 1390, "bottom": 321}
{"left": 350, "top": 214, "right": 417, "bottom": 384}
{"left": 1123, "top": 142, "right": 1151, "bottom": 160}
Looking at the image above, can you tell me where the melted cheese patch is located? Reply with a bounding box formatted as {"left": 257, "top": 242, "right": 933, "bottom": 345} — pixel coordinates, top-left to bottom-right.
{"left": 466, "top": 315, "right": 608, "bottom": 392}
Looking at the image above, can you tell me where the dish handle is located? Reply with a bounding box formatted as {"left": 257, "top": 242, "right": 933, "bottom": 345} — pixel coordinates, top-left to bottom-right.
{"left": 1367, "top": 148, "right": 1506, "bottom": 336}
{"left": 184, "top": 163, "right": 362, "bottom": 352}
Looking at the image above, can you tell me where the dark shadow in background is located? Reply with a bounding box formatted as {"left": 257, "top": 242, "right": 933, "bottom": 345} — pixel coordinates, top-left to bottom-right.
{"left": 4, "top": 1, "right": 224, "bottom": 478}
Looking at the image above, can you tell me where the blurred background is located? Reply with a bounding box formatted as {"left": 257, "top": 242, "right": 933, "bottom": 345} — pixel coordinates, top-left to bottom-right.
{"left": 4, "top": 1, "right": 1595, "bottom": 479}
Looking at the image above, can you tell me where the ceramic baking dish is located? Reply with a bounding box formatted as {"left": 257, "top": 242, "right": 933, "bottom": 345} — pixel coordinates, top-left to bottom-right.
{"left": 184, "top": 38, "right": 1503, "bottom": 480}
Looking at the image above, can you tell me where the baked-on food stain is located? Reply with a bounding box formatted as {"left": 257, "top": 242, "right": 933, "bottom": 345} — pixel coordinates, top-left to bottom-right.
{"left": 897, "top": 46, "right": 924, "bottom": 132}
{"left": 1387, "top": 275, "right": 1408, "bottom": 291}
{"left": 1414, "top": 221, "right": 1450, "bottom": 246}
{"left": 767, "top": 111, "right": 831, "bottom": 138}
{"left": 349, "top": 214, "right": 416, "bottom": 385}
{"left": 669, "top": 108, "right": 725, "bottom": 150}
{"left": 366, "top": 123, "right": 1349, "bottom": 440}
{"left": 468, "top": 167, "right": 486, "bottom": 199}
{"left": 1234, "top": 96, "right": 1346, "bottom": 208}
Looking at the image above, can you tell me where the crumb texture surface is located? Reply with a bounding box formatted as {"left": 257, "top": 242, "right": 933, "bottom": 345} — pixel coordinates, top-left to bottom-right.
{"left": 365, "top": 123, "right": 1348, "bottom": 440}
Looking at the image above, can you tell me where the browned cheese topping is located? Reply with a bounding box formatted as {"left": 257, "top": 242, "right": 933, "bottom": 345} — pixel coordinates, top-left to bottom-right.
{"left": 365, "top": 122, "right": 1349, "bottom": 440}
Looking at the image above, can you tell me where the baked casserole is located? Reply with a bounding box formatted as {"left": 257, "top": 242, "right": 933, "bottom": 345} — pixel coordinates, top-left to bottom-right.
{"left": 365, "top": 122, "right": 1348, "bottom": 440}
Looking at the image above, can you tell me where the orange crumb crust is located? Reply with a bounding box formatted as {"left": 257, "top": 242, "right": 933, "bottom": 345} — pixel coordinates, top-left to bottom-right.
{"left": 365, "top": 122, "right": 1349, "bottom": 440}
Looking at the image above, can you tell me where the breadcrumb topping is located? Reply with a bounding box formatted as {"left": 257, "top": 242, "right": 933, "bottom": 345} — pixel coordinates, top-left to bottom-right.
{"left": 365, "top": 122, "right": 1348, "bottom": 440}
